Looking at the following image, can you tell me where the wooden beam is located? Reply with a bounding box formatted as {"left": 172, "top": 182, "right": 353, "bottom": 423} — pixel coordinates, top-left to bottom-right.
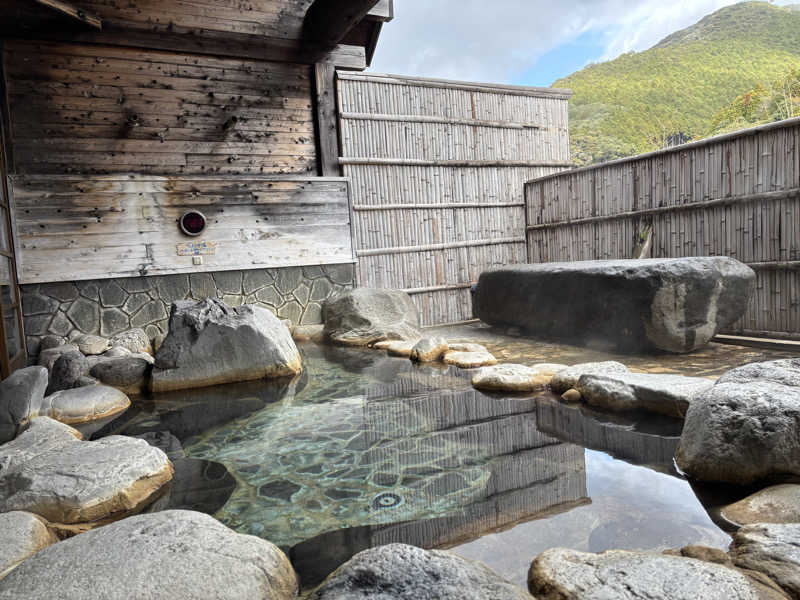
{"left": 366, "top": 0, "right": 394, "bottom": 21}
{"left": 34, "top": 0, "right": 102, "bottom": 29}
{"left": 305, "top": 0, "right": 380, "bottom": 48}
{"left": 25, "top": 27, "right": 367, "bottom": 69}
{"left": 313, "top": 63, "right": 341, "bottom": 177}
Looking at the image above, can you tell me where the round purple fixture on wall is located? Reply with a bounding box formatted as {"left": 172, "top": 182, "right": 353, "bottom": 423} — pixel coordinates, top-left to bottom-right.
{"left": 179, "top": 210, "right": 207, "bottom": 236}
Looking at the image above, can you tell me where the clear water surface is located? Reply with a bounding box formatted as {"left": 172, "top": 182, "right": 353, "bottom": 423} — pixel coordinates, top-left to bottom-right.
{"left": 93, "top": 342, "right": 733, "bottom": 588}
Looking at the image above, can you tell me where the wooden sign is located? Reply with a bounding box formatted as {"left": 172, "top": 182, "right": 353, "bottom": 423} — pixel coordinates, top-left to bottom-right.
{"left": 176, "top": 240, "right": 217, "bottom": 256}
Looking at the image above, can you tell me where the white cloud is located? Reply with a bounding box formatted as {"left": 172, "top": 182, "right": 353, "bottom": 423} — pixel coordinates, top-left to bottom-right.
{"left": 370, "top": 0, "right": 794, "bottom": 84}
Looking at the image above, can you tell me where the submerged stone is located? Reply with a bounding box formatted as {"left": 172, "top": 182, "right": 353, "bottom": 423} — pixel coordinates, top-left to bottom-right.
{"left": 550, "top": 361, "right": 629, "bottom": 395}
{"left": 0, "top": 417, "right": 172, "bottom": 530}
{"left": 721, "top": 485, "right": 800, "bottom": 527}
{"left": 576, "top": 372, "right": 714, "bottom": 418}
{"left": 442, "top": 350, "right": 498, "bottom": 368}
{"left": 0, "top": 510, "right": 298, "bottom": 600}
{"left": 308, "top": 543, "right": 530, "bottom": 600}
{"left": 676, "top": 359, "right": 800, "bottom": 485}
{"left": 528, "top": 548, "right": 762, "bottom": 599}
{"left": 151, "top": 298, "right": 302, "bottom": 393}
{"left": 323, "top": 288, "right": 421, "bottom": 346}
{"left": 473, "top": 257, "right": 755, "bottom": 353}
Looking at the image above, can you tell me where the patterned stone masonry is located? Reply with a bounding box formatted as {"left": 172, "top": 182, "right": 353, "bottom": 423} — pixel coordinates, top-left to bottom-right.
{"left": 21, "top": 264, "right": 354, "bottom": 357}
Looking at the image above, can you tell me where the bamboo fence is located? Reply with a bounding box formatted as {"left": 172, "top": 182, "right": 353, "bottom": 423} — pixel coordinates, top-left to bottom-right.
{"left": 337, "top": 72, "right": 572, "bottom": 325}
{"left": 526, "top": 117, "right": 800, "bottom": 339}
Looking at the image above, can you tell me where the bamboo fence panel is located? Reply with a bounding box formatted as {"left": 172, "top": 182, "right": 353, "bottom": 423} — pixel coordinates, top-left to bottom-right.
{"left": 525, "top": 117, "right": 800, "bottom": 339}
{"left": 338, "top": 72, "right": 572, "bottom": 325}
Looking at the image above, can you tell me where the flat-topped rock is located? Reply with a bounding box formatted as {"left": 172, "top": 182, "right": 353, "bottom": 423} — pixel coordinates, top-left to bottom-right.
{"left": 528, "top": 548, "right": 763, "bottom": 599}
{"left": 472, "top": 364, "right": 566, "bottom": 392}
{"left": 151, "top": 298, "right": 301, "bottom": 393}
{"left": 40, "top": 385, "right": 130, "bottom": 425}
{"left": 676, "top": 359, "right": 800, "bottom": 485}
{"left": 410, "top": 337, "right": 448, "bottom": 362}
{"left": 0, "top": 366, "right": 48, "bottom": 443}
{"left": 0, "top": 510, "right": 298, "bottom": 600}
{"left": 721, "top": 485, "right": 800, "bottom": 527}
{"left": 376, "top": 340, "right": 416, "bottom": 357}
{"left": 308, "top": 543, "right": 530, "bottom": 600}
{"left": 0, "top": 512, "right": 57, "bottom": 580}
{"left": 323, "top": 288, "right": 421, "bottom": 346}
{"left": 443, "top": 351, "right": 498, "bottom": 368}
{"left": 732, "top": 523, "right": 800, "bottom": 599}
{"left": 474, "top": 257, "right": 755, "bottom": 353}
{"left": 447, "top": 342, "right": 489, "bottom": 353}
{"left": 577, "top": 372, "right": 714, "bottom": 418}
{"left": 550, "top": 361, "right": 629, "bottom": 394}
{"left": 0, "top": 417, "right": 172, "bottom": 529}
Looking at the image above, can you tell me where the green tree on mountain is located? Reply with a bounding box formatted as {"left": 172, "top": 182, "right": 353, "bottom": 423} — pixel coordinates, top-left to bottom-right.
{"left": 555, "top": 2, "right": 800, "bottom": 165}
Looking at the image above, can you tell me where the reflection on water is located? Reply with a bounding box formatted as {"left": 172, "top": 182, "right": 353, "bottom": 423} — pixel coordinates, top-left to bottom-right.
{"left": 99, "top": 343, "right": 730, "bottom": 589}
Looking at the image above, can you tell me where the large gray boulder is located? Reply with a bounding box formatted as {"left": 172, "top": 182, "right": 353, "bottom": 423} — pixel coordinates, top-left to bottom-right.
{"left": 39, "top": 385, "right": 130, "bottom": 425}
{"left": 732, "top": 523, "right": 800, "bottom": 599}
{"left": 550, "top": 361, "right": 629, "bottom": 395}
{"left": 528, "top": 548, "right": 763, "bottom": 599}
{"left": 0, "top": 366, "right": 48, "bottom": 443}
{"left": 0, "top": 417, "right": 172, "bottom": 530}
{"left": 473, "top": 257, "right": 755, "bottom": 353}
{"left": 323, "top": 288, "right": 421, "bottom": 346}
{"left": 675, "top": 359, "right": 800, "bottom": 485}
{"left": 0, "top": 510, "right": 298, "bottom": 600}
{"left": 151, "top": 299, "right": 301, "bottom": 393}
{"left": 0, "top": 512, "right": 57, "bottom": 580}
{"left": 90, "top": 357, "right": 150, "bottom": 395}
{"left": 576, "top": 372, "right": 714, "bottom": 418}
{"left": 308, "top": 543, "right": 530, "bottom": 600}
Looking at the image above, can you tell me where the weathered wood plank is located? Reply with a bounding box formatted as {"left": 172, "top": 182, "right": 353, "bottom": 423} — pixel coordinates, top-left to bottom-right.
{"left": 11, "top": 175, "right": 354, "bottom": 283}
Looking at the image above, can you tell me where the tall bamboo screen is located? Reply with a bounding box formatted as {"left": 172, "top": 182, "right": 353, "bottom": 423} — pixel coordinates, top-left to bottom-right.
{"left": 526, "top": 117, "right": 800, "bottom": 339}
{"left": 337, "top": 73, "right": 572, "bottom": 325}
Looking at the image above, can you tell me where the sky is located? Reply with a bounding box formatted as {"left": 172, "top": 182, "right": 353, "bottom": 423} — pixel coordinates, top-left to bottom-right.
{"left": 370, "top": 0, "right": 795, "bottom": 87}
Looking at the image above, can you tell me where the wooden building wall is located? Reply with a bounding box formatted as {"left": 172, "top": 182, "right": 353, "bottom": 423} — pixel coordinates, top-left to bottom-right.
{"left": 525, "top": 117, "right": 800, "bottom": 340}
{"left": 3, "top": 40, "right": 317, "bottom": 175}
{"left": 337, "top": 73, "right": 572, "bottom": 325}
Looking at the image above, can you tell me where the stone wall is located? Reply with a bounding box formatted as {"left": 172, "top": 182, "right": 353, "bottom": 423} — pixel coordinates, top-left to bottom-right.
{"left": 21, "top": 264, "right": 354, "bottom": 356}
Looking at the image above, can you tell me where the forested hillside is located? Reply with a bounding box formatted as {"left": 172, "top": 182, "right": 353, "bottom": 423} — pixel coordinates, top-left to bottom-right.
{"left": 555, "top": 2, "right": 800, "bottom": 165}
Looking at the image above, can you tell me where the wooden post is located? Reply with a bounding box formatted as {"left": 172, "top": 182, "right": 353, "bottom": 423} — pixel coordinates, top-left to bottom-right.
{"left": 314, "top": 63, "right": 341, "bottom": 177}
{"left": 305, "top": 0, "right": 380, "bottom": 48}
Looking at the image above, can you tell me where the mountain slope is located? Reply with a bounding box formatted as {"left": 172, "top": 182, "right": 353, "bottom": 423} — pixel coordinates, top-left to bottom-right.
{"left": 555, "top": 2, "right": 800, "bottom": 165}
